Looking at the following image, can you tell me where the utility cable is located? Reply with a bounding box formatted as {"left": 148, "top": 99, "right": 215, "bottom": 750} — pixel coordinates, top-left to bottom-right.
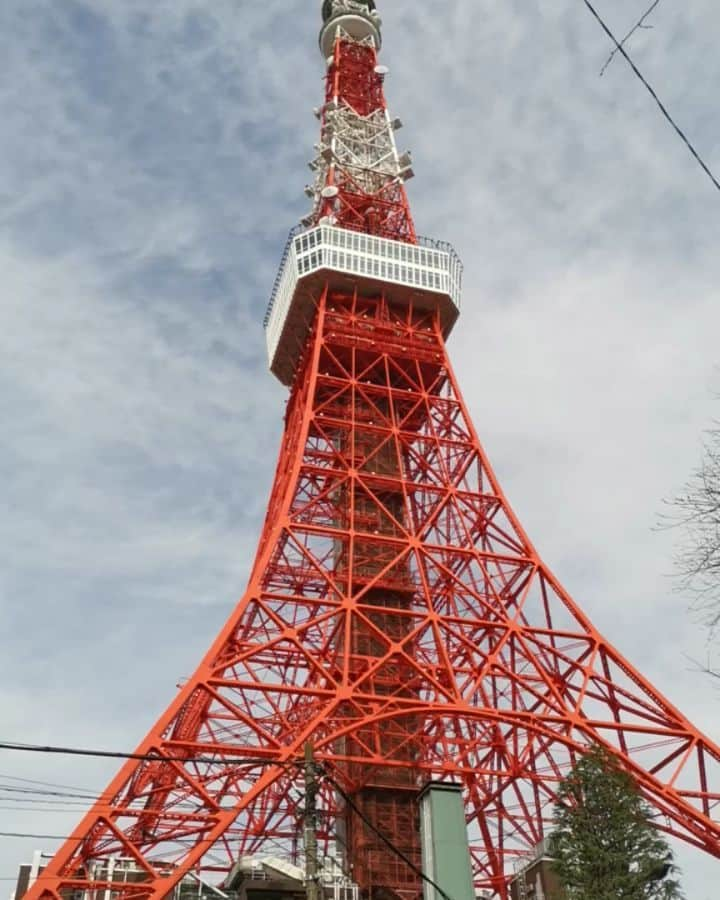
{"left": 3, "top": 749, "right": 455, "bottom": 900}
{"left": 321, "top": 768, "right": 456, "bottom": 900}
{"left": 0, "top": 807, "right": 89, "bottom": 814}
{"left": 0, "top": 798, "right": 93, "bottom": 808}
{"left": 599, "top": 0, "right": 660, "bottom": 77}
{"left": 0, "top": 785, "right": 96, "bottom": 800}
{"left": 0, "top": 740, "right": 288, "bottom": 768}
{"left": 581, "top": 0, "right": 720, "bottom": 193}
{"left": 0, "top": 832, "right": 74, "bottom": 841}
{"left": 0, "top": 787, "right": 215, "bottom": 815}
{"left": 0, "top": 773, "right": 92, "bottom": 793}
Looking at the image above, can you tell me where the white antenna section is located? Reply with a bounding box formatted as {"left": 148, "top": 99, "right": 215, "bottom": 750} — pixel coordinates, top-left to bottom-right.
{"left": 265, "top": 225, "right": 463, "bottom": 384}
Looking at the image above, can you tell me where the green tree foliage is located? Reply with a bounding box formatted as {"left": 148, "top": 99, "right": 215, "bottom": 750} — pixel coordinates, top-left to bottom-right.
{"left": 549, "top": 746, "right": 684, "bottom": 899}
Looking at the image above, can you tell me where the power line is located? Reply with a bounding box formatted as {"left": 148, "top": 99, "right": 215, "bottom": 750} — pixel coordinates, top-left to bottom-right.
{"left": 0, "top": 832, "right": 73, "bottom": 841}
{"left": 599, "top": 0, "right": 660, "bottom": 77}
{"left": 581, "top": 0, "right": 720, "bottom": 192}
{"left": 0, "top": 740, "right": 288, "bottom": 768}
{"left": 0, "top": 773, "right": 94, "bottom": 793}
{"left": 321, "top": 768, "right": 455, "bottom": 900}
{"left": 0, "top": 798, "right": 91, "bottom": 808}
{"left": 2, "top": 751, "right": 455, "bottom": 900}
{"left": 0, "top": 785, "right": 96, "bottom": 800}
{"left": 0, "top": 789, "right": 203, "bottom": 813}
{"left": 0, "top": 830, "right": 227, "bottom": 844}
{"left": 0, "top": 805, "right": 82, "bottom": 816}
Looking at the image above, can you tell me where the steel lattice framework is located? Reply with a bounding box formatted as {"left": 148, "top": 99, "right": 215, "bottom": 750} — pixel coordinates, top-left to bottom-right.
{"left": 26, "top": 4, "right": 720, "bottom": 900}
{"left": 308, "top": 12, "right": 414, "bottom": 243}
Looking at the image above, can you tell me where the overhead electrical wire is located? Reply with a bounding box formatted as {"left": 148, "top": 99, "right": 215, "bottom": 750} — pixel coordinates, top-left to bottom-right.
{"left": 0, "top": 773, "right": 93, "bottom": 793}
{"left": 0, "top": 791, "right": 213, "bottom": 814}
{"left": 0, "top": 808, "right": 85, "bottom": 814}
{"left": 321, "top": 768, "right": 456, "bottom": 900}
{"left": 0, "top": 740, "right": 288, "bottom": 768}
{"left": 581, "top": 0, "right": 720, "bottom": 192}
{"left": 0, "top": 785, "right": 96, "bottom": 800}
{"left": 599, "top": 0, "right": 660, "bottom": 77}
{"left": 4, "top": 749, "right": 455, "bottom": 900}
{"left": 0, "top": 832, "right": 74, "bottom": 841}
{"left": 0, "top": 800, "right": 92, "bottom": 809}
{"left": 0, "top": 799, "right": 89, "bottom": 807}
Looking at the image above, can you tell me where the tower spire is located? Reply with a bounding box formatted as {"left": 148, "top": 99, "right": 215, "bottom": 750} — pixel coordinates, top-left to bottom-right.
{"left": 22, "top": 5, "right": 720, "bottom": 900}
{"left": 310, "top": 0, "right": 415, "bottom": 243}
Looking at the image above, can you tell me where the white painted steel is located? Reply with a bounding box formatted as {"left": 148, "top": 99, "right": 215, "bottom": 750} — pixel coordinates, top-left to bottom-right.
{"left": 320, "top": 1, "right": 381, "bottom": 58}
{"left": 310, "top": 103, "right": 407, "bottom": 209}
{"left": 264, "top": 225, "right": 463, "bottom": 377}
{"left": 264, "top": 240, "right": 299, "bottom": 378}
{"left": 307, "top": 23, "right": 413, "bottom": 226}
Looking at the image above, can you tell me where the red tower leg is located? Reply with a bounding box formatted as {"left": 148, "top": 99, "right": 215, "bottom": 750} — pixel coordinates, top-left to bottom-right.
{"left": 26, "top": 291, "right": 720, "bottom": 900}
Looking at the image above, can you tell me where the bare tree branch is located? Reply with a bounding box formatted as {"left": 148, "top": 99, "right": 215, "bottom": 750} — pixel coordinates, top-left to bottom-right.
{"left": 600, "top": 0, "right": 662, "bottom": 77}
{"left": 685, "top": 653, "right": 720, "bottom": 684}
{"left": 661, "top": 410, "right": 720, "bottom": 636}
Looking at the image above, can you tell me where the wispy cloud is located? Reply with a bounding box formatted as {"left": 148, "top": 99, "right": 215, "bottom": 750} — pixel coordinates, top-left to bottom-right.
{"left": 1, "top": 0, "right": 720, "bottom": 895}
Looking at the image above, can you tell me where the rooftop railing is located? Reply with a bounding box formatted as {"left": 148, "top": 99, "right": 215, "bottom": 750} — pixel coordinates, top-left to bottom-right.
{"left": 264, "top": 225, "right": 462, "bottom": 329}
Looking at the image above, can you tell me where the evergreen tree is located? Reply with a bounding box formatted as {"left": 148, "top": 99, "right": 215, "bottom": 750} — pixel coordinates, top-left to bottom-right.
{"left": 549, "top": 745, "right": 684, "bottom": 899}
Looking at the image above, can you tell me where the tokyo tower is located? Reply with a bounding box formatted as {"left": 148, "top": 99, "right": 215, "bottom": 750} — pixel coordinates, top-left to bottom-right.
{"left": 26, "top": 2, "right": 720, "bottom": 899}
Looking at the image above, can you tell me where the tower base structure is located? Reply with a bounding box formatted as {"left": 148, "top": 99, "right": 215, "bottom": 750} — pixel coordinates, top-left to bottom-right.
{"left": 24, "top": 285, "right": 720, "bottom": 900}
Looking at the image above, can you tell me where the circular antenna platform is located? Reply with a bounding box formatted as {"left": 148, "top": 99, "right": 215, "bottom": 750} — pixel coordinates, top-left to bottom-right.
{"left": 319, "top": 13, "right": 382, "bottom": 58}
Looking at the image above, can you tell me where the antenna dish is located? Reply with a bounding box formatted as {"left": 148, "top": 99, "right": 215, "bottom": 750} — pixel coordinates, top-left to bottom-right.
{"left": 321, "top": 185, "right": 340, "bottom": 199}
{"left": 374, "top": 64, "right": 389, "bottom": 76}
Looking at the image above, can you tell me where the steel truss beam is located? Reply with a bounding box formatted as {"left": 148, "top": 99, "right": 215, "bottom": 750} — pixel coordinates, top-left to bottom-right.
{"left": 27, "top": 291, "right": 720, "bottom": 900}
{"left": 309, "top": 32, "right": 415, "bottom": 243}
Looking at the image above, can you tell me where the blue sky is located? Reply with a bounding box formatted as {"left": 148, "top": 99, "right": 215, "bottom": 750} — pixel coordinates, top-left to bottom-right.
{"left": 1, "top": 0, "right": 720, "bottom": 896}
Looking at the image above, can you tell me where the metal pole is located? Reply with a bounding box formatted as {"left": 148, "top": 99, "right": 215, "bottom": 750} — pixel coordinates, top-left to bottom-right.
{"left": 305, "top": 742, "right": 320, "bottom": 900}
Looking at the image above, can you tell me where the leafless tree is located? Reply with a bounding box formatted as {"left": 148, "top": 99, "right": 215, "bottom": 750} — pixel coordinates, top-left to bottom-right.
{"left": 665, "top": 422, "right": 720, "bottom": 637}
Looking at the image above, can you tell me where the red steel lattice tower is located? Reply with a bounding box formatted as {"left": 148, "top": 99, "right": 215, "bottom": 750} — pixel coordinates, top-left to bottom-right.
{"left": 27, "top": 3, "right": 720, "bottom": 899}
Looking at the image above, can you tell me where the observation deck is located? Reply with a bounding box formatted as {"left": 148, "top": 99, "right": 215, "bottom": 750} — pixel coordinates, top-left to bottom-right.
{"left": 264, "top": 225, "right": 463, "bottom": 385}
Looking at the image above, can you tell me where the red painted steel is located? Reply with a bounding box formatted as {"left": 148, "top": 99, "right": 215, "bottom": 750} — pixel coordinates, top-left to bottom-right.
{"left": 27, "top": 292, "right": 720, "bottom": 900}
{"left": 317, "top": 36, "right": 416, "bottom": 244}
{"left": 25, "top": 19, "right": 720, "bottom": 900}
